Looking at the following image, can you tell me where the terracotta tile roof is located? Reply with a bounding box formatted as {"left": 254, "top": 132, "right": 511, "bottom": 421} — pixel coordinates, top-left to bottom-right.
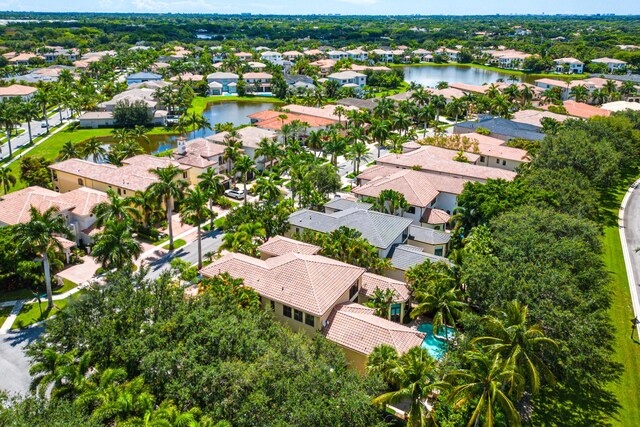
{"left": 0, "top": 187, "right": 75, "bottom": 225}
{"left": 353, "top": 168, "right": 469, "bottom": 208}
{"left": 324, "top": 303, "right": 425, "bottom": 356}
{"left": 56, "top": 236, "right": 76, "bottom": 249}
{"left": 282, "top": 104, "right": 357, "bottom": 121}
{"left": 207, "top": 126, "right": 278, "bottom": 149}
{"left": 376, "top": 147, "right": 517, "bottom": 182}
{"left": 0, "top": 84, "right": 38, "bottom": 97}
{"left": 50, "top": 155, "right": 189, "bottom": 192}
{"left": 360, "top": 273, "right": 410, "bottom": 302}
{"left": 557, "top": 100, "right": 611, "bottom": 119}
{"left": 200, "top": 252, "right": 365, "bottom": 317}
{"left": 420, "top": 208, "right": 451, "bottom": 225}
{"left": 258, "top": 235, "right": 321, "bottom": 257}
{"left": 448, "top": 136, "right": 530, "bottom": 162}
{"left": 511, "top": 109, "right": 569, "bottom": 127}
{"left": 172, "top": 138, "right": 225, "bottom": 168}
{"left": 57, "top": 187, "right": 109, "bottom": 216}
{"left": 243, "top": 72, "right": 272, "bottom": 79}
{"left": 248, "top": 110, "right": 336, "bottom": 131}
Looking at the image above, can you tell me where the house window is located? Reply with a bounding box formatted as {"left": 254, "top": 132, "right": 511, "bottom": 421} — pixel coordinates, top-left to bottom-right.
{"left": 407, "top": 207, "right": 416, "bottom": 214}
{"left": 182, "top": 172, "right": 188, "bottom": 179}
{"left": 435, "top": 247, "right": 444, "bottom": 256}
{"left": 502, "top": 160, "right": 507, "bottom": 166}
{"left": 305, "top": 313, "right": 315, "bottom": 327}
{"left": 496, "top": 158, "right": 500, "bottom": 164}
{"left": 480, "top": 156, "right": 485, "bottom": 162}
{"left": 77, "top": 178, "right": 84, "bottom": 185}
{"left": 52, "top": 171, "right": 58, "bottom": 180}
{"left": 349, "top": 284, "right": 359, "bottom": 300}
{"left": 294, "top": 309, "right": 303, "bottom": 322}
{"left": 117, "top": 188, "right": 122, "bottom": 196}
{"left": 270, "top": 300, "right": 275, "bottom": 311}
{"left": 283, "top": 305, "right": 292, "bottom": 318}
{"left": 390, "top": 304, "right": 401, "bottom": 322}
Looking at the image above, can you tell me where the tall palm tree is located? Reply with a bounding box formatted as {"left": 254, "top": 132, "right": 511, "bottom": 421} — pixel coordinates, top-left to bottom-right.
{"left": 232, "top": 155, "right": 256, "bottom": 203}
{"left": 0, "top": 167, "right": 17, "bottom": 194}
{"left": 20, "top": 100, "right": 41, "bottom": 145}
{"left": 569, "top": 85, "right": 589, "bottom": 103}
{"left": 0, "top": 98, "right": 21, "bottom": 158}
{"left": 221, "top": 222, "right": 266, "bottom": 256}
{"left": 471, "top": 300, "right": 558, "bottom": 397}
{"left": 430, "top": 95, "right": 447, "bottom": 124}
{"left": 91, "top": 188, "right": 139, "bottom": 227}
{"left": 447, "top": 349, "right": 522, "bottom": 427}
{"left": 34, "top": 83, "right": 51, "bottom": 133}
{"left": 369, "top": 118, "right": 391, "bottom": 157}
{"left": 392, "top": 111, "right": 412, "bottom": 136}
{"left": 254, "top": 137, "right": 283, "bottom": 172}
{"left": 346, "top": 141, "right": 372, "bottom": 175}
{"left": 57, "top": 141, "right": 82, "bottom": 161}
{"left": 197, "top": 169, "right": 225, "bottom": 229}
{"left": 180, "top": 187, "right": 212, "bottom": 269}
{"left": 411, "top": 281, "right": 467, "bottom": 338}
{"left": 92, "top": 220, "right": 142, "bottom": 271}
{"left": 374, "top": 347, "right": 444, "bottom": 427}
{"left": 15, "top": 206, "right": 72, "bottom": 309}
{"left": 322, "top": 130, "right": 347, "bottom": 166}
{"left": 222, "top": 131, "right": 242, "bottom": 176}
{"left": 147, "top": 166, "right": 188, "bottom": 250}
{"left": 130, "top": 188, "right": 163, "bottom": 228}
{"left": 80, "top": 137, "right": 107, "bottom": 163}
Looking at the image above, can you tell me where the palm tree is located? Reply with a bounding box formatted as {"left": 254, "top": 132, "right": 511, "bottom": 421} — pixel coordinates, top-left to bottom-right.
{"left": 374, "top": 189, "right": 410, "bottom": 216}
{"left": 431, "top": 95, "right": 447, "bottom": 124}
{"left": 569, "top": 85, "right": 589, "bottom": 103}
{"left": 111, "top": 128, "right": 132, "bottom": 145}
{"left": 366, "top": 344, "right": 399, "bottom": 386}
{"left": 221, "top": 222, "right": 266, "bottom": 256}
{"left": 222, "top": 131, "right": 242, "bottom": 176}
{"left": 0, "top": 98, "right": 20, "bottom": 158}
{"left": 334, "top": 105, "right": 346, "bottom": 125}
{"left": 15, "top": 206, "right": 72, "bottom": 309}
{"left": 447, "top": 349, "right": 522, "bottom": 427}
{"left": 91, "top": 188, "right": 139, "bottom": 227}
{"left": 374, "top": 347, "right": 444, "bottom": 427}
{"left": 254, "top": 137, "right": 283, "bottom": 172}
{"left": 369, "top": 118, "right": 391, "bottom": 157}
{"left": 346, "top": 141, "right": 372, "bottom": 175}
{"left": 253, "top": 173, "right": 283, "bottom": 203}
{"left": 0, "top": 167, "right": 17, "bottom": 194}
{"left": 81, "top": 374, "right": 154, "bottom": 425}
{"left": 232, "top": 155, "right": 256, "bottom": 203}
{"left": 130, "top": 188, "right": 163, "bottom": 228}
{"left": 29, "top": 348, "right": 75, "bottom": 398}
{"left": 180, "top": 187, "right": 212, "bottom": 269}
{"left": 147, "top": 166, "right": 188, "bottom": 250}
{"left": 92, "top": 220, "right": 142, "bottom": 271}
{"left": 57, "top": 141, "right": 82, "bottom": 161}
{"left": 411, "top": 281, "right": 467, "bottom": 338}
{"left": 80, "top": 137, "right": 107, "bottom": 163}
{"left": 20, "top": 100, "right": 41, "bottom": 145}
{"left": 197, "top": 169, "right": 225, "bottom": 229}
{"left": 322, "top": 130, "right": 347, "bottom": 166}
{"left": 518, "top": 86, "right": 534, "bottom": 106}
{"left": 393, "top": 111, "right": 412, "bottom": 136}
{"left": 591, "top": 88, "right": 608, "bottom": 105}
{"left": 471, "top": 300, "right": 558, "bottom": 397}
{"left": 34, "top": 84, "right": 51, "bottom": 133}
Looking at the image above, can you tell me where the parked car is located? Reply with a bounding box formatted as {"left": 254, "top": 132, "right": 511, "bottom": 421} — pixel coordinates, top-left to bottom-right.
{"left": 41, "top": 122, "right": 48, "bottom": 128}
{"left": 225, "top": 188, "right": 245, "bottom": 200}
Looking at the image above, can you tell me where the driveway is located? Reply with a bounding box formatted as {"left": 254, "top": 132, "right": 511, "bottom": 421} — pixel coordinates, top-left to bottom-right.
{"left": 145, "top": 229, "right": 226, "bottom": 280}
{"left": 0, "top": 326, "right": 44, "bottom": 395}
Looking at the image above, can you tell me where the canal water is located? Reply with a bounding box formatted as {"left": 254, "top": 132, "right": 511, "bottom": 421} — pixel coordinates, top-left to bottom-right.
{"left": 401, "top": 65, "right": 533, "bottom": 88}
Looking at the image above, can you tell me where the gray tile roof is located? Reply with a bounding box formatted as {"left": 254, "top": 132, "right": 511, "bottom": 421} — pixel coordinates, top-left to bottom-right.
{"left": 391, "top": 244, "right": 451, "bottom": 271}
{"left": 408, "top": 225, "right": 451, "bottom": 245}
{"left": 289, "top": 208, "right": 412, "bottom": 250}
{"left": 455, "top": 115, "right": 544, "bottom": 141}
{"left": 324, "top": 197, "right": 373, "bottom": 212}
{"left": 127, "top": 72, "right": 162, "bottom": 80}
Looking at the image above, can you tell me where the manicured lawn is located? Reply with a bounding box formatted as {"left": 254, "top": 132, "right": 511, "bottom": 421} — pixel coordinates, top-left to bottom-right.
{"left": 188, "top": 95, "right": 283, "bottom": 116}
{"left": 0, "top": 307, "right": 12, "bottom": 326}
{"left": 0, "top": 278, "right": 78, "bottom": 303}
{"left": 10, "top": 292, "right": 84, "bottom": 330}
{"left": 600, "top": 169, "right": 640, "bottom": 426}
{"left": 173, "top": 239, "right": 187, "bottom": 249}
{"left": 214, "top": 216, "right": 226, "bottom": 229}
{"left": 53, "top": 279, "right": 78, "bottom": 295}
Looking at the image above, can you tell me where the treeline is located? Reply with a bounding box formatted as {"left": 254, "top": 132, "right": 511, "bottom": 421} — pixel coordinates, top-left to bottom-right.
{"left": 444, "top": 110, "right": 640, "bottom": 424}
{"left": 3, "top": 269, "right": 387, "bottom": 426}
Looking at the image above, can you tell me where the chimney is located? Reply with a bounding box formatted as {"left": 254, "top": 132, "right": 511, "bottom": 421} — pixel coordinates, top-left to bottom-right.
{"left": 176, "top": 137, "right": 187, "bottom": 155}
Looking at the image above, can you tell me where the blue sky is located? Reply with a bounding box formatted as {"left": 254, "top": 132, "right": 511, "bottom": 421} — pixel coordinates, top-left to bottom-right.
{"left": 0, "top": 0, "right": 639, "bottom": 15}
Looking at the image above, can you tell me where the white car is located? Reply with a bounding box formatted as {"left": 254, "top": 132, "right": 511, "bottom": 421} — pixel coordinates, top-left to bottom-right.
{"left": 224, "top": 189, "right": 245, "bottom": 200}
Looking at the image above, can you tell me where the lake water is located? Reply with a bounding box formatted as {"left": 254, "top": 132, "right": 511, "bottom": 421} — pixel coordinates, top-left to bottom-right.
{"left": 401, "top": 65, "right": 533, "bottom": 88}
{"left": 99, "top": 100, "right": 276, "bottom": 154}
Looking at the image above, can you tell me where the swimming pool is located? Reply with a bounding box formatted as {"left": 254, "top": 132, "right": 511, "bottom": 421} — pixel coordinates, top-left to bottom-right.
{"left": 417, "top": 322, "right": 455, "bottom": 359}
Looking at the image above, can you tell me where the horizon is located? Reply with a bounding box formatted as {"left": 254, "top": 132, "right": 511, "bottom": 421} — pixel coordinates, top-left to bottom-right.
{"left": 0, "top": 0, "right": 638, "bottom": 16}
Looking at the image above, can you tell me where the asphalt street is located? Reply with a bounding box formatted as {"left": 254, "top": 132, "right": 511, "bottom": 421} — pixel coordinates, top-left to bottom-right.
{"left": 0, "top": 109, "right": 70, "bottom": 160}
{"left": 0, "top": 326, "right": 44, "bottom": 396}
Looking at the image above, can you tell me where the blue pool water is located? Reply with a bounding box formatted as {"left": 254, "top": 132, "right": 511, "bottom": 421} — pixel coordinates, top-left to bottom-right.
{"left": 417, "top": 322, "right": 455, "bottom": 359}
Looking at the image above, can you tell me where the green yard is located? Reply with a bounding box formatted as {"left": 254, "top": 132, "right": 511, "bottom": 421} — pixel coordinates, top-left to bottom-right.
{"left": 0, "top": 307, "right": 12, "bottom": 326}
{"left": 0, "top": 278, "right": 78, "bottom": 303}
{"left": 600, "top": 169, "right": 640, "bottom": 427}
{"left": 11, "top": 295, "right": 71, "bottom": 330}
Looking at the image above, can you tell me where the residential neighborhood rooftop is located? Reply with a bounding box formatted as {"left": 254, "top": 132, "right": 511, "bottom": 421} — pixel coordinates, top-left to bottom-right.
{"left": 258, "top": 235, "right": 322, "bottom": 257}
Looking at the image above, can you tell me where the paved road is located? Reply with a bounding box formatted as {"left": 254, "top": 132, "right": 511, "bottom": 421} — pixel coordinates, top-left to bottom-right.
{"left": 621, "top": 180, "right": 640, "bottom": 334}
{"left": 0, "top": 108, "right": 70, "bottom": 160}
{"left": 0, "top": 326, "right": 44, "bottom": 396}
{"left": 144, "top": 230, "right": 226, "bottom": 280}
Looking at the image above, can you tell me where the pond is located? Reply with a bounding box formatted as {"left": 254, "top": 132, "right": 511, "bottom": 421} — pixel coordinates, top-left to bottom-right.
{"left": 98, "top": 100, "right": 277, "bottom": 154}
{"left": 401, "top": 64, "right": 534, "bottom": 88}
